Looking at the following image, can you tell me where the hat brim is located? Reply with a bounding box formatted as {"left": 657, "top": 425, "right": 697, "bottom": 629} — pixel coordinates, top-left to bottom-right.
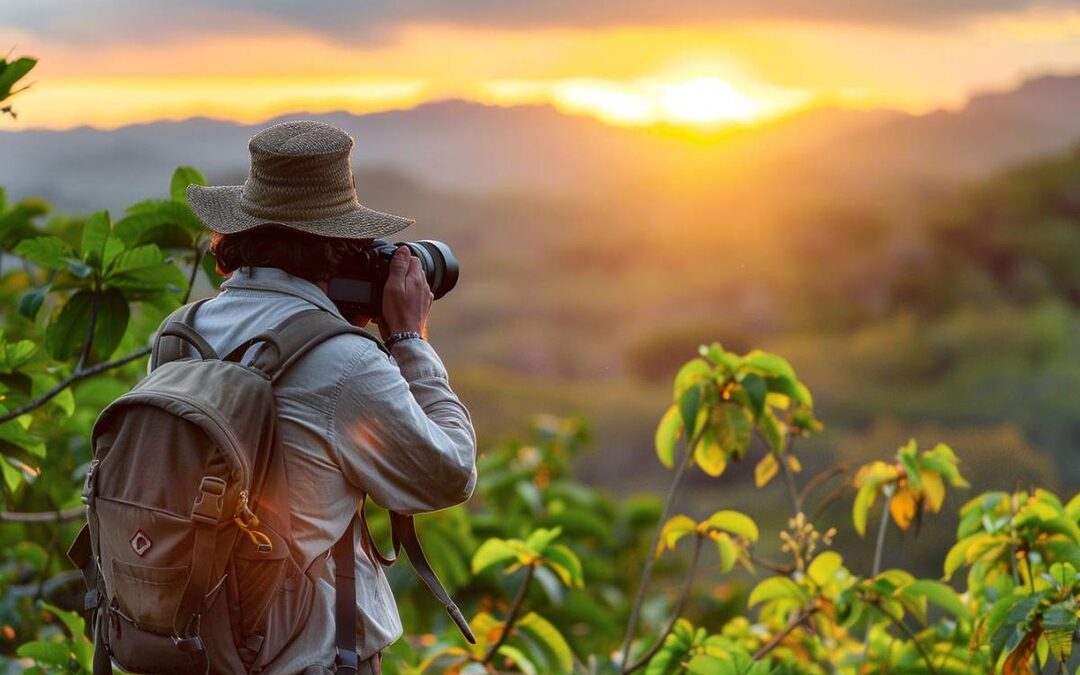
{"left": 187, "top": 184, "right": 415, "bottom": 239}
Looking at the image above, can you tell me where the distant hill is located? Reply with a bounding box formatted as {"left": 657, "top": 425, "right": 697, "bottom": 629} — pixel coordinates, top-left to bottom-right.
{"left": 2, "top": 73, "right": 1080, "bottom": 215}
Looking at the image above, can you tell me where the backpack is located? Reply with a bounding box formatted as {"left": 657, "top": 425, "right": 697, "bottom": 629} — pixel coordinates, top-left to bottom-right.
{"left": 67, "top": 300, "right": 475, "bottom": 675}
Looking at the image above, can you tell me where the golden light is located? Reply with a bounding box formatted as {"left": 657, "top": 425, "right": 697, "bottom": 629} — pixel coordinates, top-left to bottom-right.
{"left": 659, "top": 78, "right": 756, "bottom": 124}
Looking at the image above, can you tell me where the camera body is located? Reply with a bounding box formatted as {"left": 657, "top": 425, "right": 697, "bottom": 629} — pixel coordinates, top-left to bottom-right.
{"left": 326, "top": 239, "right": 458, "bottom": 318}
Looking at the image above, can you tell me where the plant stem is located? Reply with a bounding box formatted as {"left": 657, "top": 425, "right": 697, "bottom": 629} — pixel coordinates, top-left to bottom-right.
{"left": 482, "top": 563, "right": 536, "bottom": 664}
{"left": 623, "top": 535, "right": 705, "bottom": 674}
{"left": 75, "top": 277, "right": 100, "bottom": 371}
{"left": 872, "top": 602, "right": 939, "bottom": 675}
{"left": 779, "top": 435, "right": 802, "bottom": 514}
{"left": 871, "top": 489, "right": 893, "bottom": 577}
{"left": 752, "top": 606, "right": 818, "bottom": 661}
{"left": 617, "top": 426, "right": 704, "bottom": 671}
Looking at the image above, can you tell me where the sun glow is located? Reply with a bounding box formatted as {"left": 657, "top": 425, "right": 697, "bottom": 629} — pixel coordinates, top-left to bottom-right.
{"left": 485, "top": 76, "right": 770, "bottom": 129}
{"left": 659, "top": 78, "right": 756, "bottom": 124}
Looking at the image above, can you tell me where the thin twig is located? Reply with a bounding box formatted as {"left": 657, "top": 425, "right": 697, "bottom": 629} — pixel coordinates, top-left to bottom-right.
{"left": 75, "top": 277, "right": 100, "bottom": 371}
{"left": 624, "top": 535, "right": 705, "bottom": 674}
{"left": 750, "top": 553, "right": 794, "bottom": 576}
{"left": 871, "top": 602, "right": 939, "bottom": 675}
{"left": 778, "top": 435, "right": 802, "bottom": 514}
{"left": 0, "top": 346, "right": 151, "bottom": 425}
{"left": 182, "top": 243, "right": 205, "bottom": 305}
{"left": 871, "top": 488, "right": 893, "bottom": 577}
{"left": 798, "top": 464, "right": 849, "bottom": 506}
{"left": 482, "top": 563, "right": 536, "bottom": 664}
{"left": 617, "top": 424, "right": 705, "bottom": 670}
{"left": 0, "top": 505, "right": 84, "bottom": 523}
{"left": 752, "top": 606, "right": 818, "bottom": 661}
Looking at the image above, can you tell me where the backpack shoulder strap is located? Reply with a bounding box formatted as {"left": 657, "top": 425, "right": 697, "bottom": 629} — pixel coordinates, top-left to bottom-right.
{"left": 249, "top": 308, "right": 388, "bottom": 382}
{"left": 150, "top": 297, "right": 213, "bottom": 370}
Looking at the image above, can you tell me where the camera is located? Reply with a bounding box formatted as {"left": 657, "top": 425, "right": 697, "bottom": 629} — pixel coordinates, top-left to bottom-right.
{"left": 326, "top": 239, "right": 459, "bottom": 318}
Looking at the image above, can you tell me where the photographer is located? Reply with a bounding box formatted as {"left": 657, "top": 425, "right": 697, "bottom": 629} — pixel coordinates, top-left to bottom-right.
{"left": 177, "top": 120, "right": 477, "bottom": 674}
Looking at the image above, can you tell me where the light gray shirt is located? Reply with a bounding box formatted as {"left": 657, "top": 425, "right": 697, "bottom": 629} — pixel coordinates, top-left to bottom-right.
{"left": 166, "top": 266, "right": 477, "bottom": 672}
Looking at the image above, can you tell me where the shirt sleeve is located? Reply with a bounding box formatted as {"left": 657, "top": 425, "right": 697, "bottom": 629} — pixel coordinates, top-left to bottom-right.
{"left": 329, "top": 337, "right": 478, "bottom": 515}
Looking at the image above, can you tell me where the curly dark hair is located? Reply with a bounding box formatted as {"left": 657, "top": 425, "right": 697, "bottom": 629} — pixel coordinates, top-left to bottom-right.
{"left": 209, "top": 225, "right": 370, "bottom": 283}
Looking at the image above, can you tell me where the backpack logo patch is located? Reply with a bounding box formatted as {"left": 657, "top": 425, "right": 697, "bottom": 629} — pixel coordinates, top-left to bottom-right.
{"left": 130, "top": 530, "right": 152, "bottom": 556}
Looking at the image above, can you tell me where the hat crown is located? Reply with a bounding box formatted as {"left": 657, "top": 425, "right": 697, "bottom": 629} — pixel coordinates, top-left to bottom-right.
{"left": 248, "top": 120, "right": 353, "bottom": 157}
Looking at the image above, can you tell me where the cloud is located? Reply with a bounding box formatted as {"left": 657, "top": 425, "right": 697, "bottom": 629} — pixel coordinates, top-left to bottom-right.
{"left": 5, "top": 0, "right": 1077, "bottom": 44}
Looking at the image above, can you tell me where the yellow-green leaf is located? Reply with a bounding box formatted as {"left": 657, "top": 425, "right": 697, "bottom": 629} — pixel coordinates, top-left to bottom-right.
{"left": 754, "top": 453, "right": 779, "bottom": 488}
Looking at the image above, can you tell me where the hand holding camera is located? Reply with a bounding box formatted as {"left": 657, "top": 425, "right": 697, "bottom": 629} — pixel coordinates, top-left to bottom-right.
{"left": 327, "top": 239, "right": 458, "bottom": 341}
{"left": 378, "top": 246, "right": 433, "bottom": 340}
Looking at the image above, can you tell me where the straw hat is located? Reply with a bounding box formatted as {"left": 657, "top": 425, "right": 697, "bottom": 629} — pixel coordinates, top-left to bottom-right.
{"left": 186, "top": 120, "right": 414, "bottom": 238}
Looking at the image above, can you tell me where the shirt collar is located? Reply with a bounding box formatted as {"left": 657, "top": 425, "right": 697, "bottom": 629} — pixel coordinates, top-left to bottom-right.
{"left": 219, "top": 266, "right": 345, "bottom": 320}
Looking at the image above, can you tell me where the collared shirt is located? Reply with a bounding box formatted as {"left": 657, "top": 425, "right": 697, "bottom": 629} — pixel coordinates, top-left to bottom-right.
{"left": 162, "top": 266, "right": 477, "bottom": 673}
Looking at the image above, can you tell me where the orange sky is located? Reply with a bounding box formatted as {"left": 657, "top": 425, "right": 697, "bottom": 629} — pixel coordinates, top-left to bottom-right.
{"left": 3, "top": 5, "right": 1080, "bottom": 130}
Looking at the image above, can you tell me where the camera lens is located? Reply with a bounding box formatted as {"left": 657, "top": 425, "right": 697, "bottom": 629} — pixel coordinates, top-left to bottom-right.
{"left": 400, "top": 240, "right": 459, "bottom": 299}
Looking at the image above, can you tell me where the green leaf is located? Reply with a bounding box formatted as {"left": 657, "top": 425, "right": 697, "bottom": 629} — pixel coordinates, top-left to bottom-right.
{"left": 472, "top": 538, "right": 522, "bottom": 574}
{"left": 852, "top": 483, "right": 878, "bottom": 537}
{"left": 711, "top": 403, "right": 751, "bottom": 460}
{"left": 18, "top": 284, "right": 50, "bottom": 320}
{"left": 525, "top": 526, "right": 562, "bottom": 554}
{"left": 0, "top": 57, "right": 37, "bottom": 96}
{"left": 80, "top": 211, "right": 111, "bottom": 267}
{"left": 748, "top": 576, "right": 805, "bottom": 608}
{"left": 754, "top": 452, "right": 779, "bottom": 488}
{"left": 0, "top": 339, "right": 37, "bottom": 373}
{"left": 903, "top": 580, "right": 968, "bottom": 619}
{"left": 807, "top": 551, "right": 843, "bottom": 588}
{"left": 171, "top": 166, "right": 208, "bottom": 202}
{"left": 40, "top": 601, "right": 87, "bottom": 638}
{"left": 743, "top": 350, "right": 796, "bottom": 379}
{"left": 657, "top": 515, "right": 697, "bottom": 554}
{"left": 541, "top": 543, "right": 583, "bottom": 588}
{"left": 106, "top": 244, "right": 188, "bottom": 294}
{"left": 15, "top": 641, "right": 72, "bottom": 666}
{"left": 1042, "top": 600, "right": 1077, "bottom": 663}
{"left": 14, "top": 236, "right": 72, "bottom": 270}
{"left": 757, "top": 411, "right": 784, "bottom": 452}
{"left": 496, "top": 644, "right": 539, "bottom": 675}
{"left": 686, "top": 654, "right": 735, "bottom": 675}
{"left": 714, "top": 532, "right": 738, "bottom": 573}
{"left": 673, "top": 358, "right": 712, "bottom": 400}
{"left": 1, "top": 457, "right": 22, "bottom": 492}
{"left": 678, "top": 384, "right": 702, "bottom": 437}
{"left": 514, "top": 612, "right": 573, "bottom": 674}
{"left": 655, "top": 405, "right": 681, "bottom": 469}
{"left": 704, "top": 510, "right": 758, "bottom": 543}
{"left": 44, "top": 289, "right": 130, "bottom": 362}
{"left": 739, "top": 373, "right": 767, "bottom": 419}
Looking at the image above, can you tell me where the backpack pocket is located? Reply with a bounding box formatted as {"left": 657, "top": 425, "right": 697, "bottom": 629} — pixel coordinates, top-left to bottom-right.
{"left": 111, "top": 560, "right": 188, "bottom": 633}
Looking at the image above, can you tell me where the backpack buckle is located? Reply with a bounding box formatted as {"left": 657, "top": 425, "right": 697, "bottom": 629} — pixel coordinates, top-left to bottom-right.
{"left": 335, "top": 647, "right": 359, "bottom": 674}
{"left": 81, "top": 459, "right": 100, "bottom": 506}
{"left": 191, "top": 477, "right": 227, "bottom": 525}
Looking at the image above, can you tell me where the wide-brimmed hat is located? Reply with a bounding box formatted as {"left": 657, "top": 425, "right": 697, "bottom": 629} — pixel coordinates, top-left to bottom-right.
{"left": 186, "top": 120, "right": 414, "bottom": 238}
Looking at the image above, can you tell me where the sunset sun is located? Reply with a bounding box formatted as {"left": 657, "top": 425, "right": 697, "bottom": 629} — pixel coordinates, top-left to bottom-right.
{"left": 659, "top": 78, "right": 756, "bottom": 125}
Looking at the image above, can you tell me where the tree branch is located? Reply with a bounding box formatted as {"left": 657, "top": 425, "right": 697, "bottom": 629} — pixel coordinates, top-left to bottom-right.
{"left": 0, "top": 505, "right": 84, "bottom": 523}
{"left": 617, "top": 424, "right": 704, "bottom": 670}
{"left": 0, "top": 346, "right": 151, "bottom": 425}
{"left": 624, "top": 534, "right": 705, "bottom": 673}
{"left": 798, "top": 464, "right": 849, "bottom": 506}
{"left": 482, "top": 562, "right": 536, "bottom": 664}
{"left": 752, "top": 606, "right": 818, "bottom": 661}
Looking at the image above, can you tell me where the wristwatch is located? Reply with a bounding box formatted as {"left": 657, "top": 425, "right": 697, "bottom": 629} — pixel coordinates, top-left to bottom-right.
{"left": 385, "top": 331, "right": 423, "bottom": 349}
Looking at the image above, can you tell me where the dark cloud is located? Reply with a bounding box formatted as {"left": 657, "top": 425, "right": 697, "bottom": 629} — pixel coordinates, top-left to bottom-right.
{"left": 5, "top": 0, "right": 1074, "bottom": 44}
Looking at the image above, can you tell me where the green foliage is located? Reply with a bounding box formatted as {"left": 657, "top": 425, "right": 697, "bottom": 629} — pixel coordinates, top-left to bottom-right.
{"left": 0, "top": 158, "right": 1076, "bottom": 675}
{"left": 0, "top": 54, "right": 36, "bottom": 118}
